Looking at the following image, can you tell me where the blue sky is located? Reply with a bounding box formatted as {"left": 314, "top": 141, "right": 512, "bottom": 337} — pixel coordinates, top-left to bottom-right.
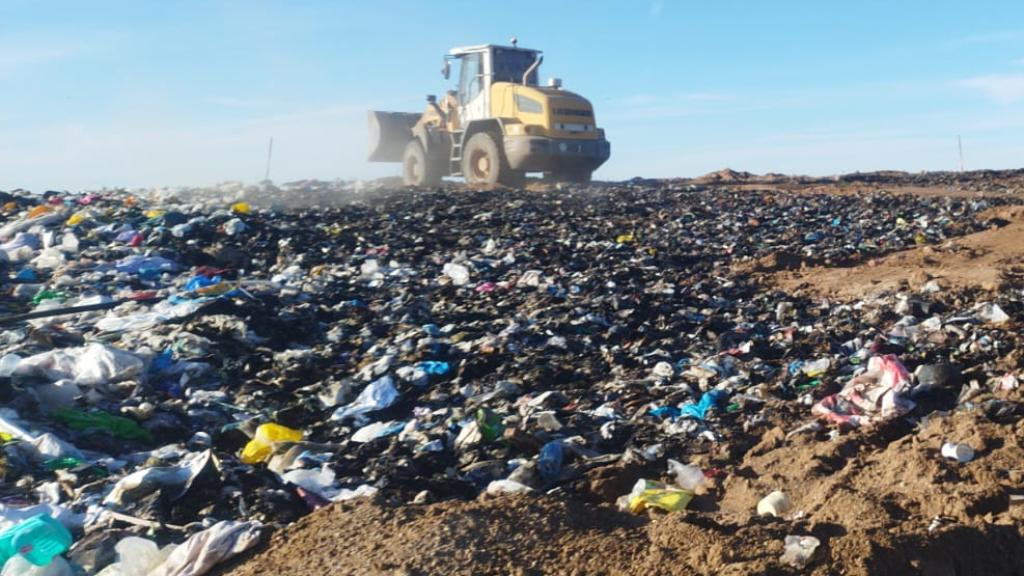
{"left": 2, "top": 0, "right": 1023, "bottom": 191}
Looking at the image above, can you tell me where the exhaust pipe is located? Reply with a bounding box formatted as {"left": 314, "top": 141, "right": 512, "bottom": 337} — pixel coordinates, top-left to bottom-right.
{"left": 522, "top": 54, "right": 543, "bottom": 85}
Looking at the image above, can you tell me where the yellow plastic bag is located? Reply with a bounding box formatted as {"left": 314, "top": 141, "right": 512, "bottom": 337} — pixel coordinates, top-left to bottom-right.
{"left": 615, "top": 233, "right": 635, "bottom": 244}
{"left": 144, "top": 209, "right": 165, "bottom": 219}
{"left": 66, "top": 212, "right": 87, "bottom": 226}
{"left": 231, "top": 202, "right": 251, "bottom": 215}
{"left": 27, "top": 205, "right": 54, "bottom": 219}
{"left": 240, "top": 423, "right": 303, "bottom": 464}
{"left": 629, "top": 488, "right": 693, "bottom": 514}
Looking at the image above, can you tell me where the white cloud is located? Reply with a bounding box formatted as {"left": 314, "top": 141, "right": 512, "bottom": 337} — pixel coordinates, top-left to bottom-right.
{"left": 958, "top": 74, "right": 1024, "bottom": 104}
{"left": 1014, "top": 58, "right": 1024, "bottom": 66}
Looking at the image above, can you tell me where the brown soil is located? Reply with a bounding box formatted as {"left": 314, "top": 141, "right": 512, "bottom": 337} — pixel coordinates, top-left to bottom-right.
{"left": 224, "top": 407, "right": 1024, "bottom": 576}
{"left": 768, "top": 205, "right": 1024, "bottom": 299}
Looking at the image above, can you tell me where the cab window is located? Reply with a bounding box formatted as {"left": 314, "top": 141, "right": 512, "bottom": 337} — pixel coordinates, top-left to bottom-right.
{"left": 459, "top": 53, "right": 482, "bottom": 104}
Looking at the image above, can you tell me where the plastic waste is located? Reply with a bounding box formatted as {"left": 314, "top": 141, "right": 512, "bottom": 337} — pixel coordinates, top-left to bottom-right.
{"left": 94, "top": 537, "right": 174, "bottom": 576}
{"left": 145, "top": 520, "right": 261, "bottom": 576}
{"left": 680, "top": 389, "right": 729, "bottom": 420}
{"left": 475, "top": 408, "right": 505, "bottom": 442}
{"left": 537, "top": 440, "right": 564, "bottom": 483}
{"left": 418, "top": 360, "right": 450, "bottom": 375}
{"left": 1, "top": 555, "right": 72, "bottom": 576}
{"left": 0, "top": 354, "right": 20, "bottom": 377}
{"left": 351, "top": 420, "right": 406, "bottom": 443}
{"left": 940, "top": 442, "right": 974, "bottom": 463}
{"left": 13, "top": 343, "right": 144, "bottom": 386}
{"left": 51, "top": 409, "right": 152, "bottom": 442}
{"left": 801, "top": 358, "right": 830, "bottom": 377}
{"left": 812, "top": 354, "right": 914, "bottom": 427}
{"left": 486, "top": 480, "right": 534, "bottom": 495}
{"left": 757, "top": 491, "right": 793, "bottom": 517}
{"left": 0, "top": 514, "right": 73, "bottom": 567}
{"left": 780, "top": 535, "right": 820, "bottom": 568}
{"left": 975, "top": 302, "right": 1010, "bottom": 325}
{"left": 104, "top": 450, "right": 213, "bottom": 506}
{"left": 667, "top": 459, "right": 705, "bottom": 493}
{"left": 330, "top": 375, "right": 399, "bottom": 422}
{"left": 442, "top": 262, "right": 470, "bottom": 286}
{"left": 240, "top": 424, "right": 303, "bottom": 464}
{"left": 620, "top": 479, "right": 693, "bottom": 514}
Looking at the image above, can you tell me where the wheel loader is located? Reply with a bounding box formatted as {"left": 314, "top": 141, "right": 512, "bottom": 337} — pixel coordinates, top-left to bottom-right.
{"left": 368, "top": 41, "right": 610, "bottom": 187}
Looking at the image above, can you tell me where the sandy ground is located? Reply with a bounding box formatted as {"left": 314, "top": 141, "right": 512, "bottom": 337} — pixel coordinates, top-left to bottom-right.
{"left": 221, "top": 408, "right": 1024, "bottom": 576}
{"left": 768, "top": 205, "right": 1024, "bottom": 299}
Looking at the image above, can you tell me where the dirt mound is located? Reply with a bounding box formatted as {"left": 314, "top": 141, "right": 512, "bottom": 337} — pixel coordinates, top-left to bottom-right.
{"left": 693, "top": 168, "right": 755, "bottom": 184}
{"left": 224, "top": 407, "right": 1024, "bottom": 576}
{"left": 769, "top": 205, "right": 1024, "bottom": 298}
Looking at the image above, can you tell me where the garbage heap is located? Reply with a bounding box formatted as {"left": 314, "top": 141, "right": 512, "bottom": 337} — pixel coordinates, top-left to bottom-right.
{"left": 0, "top": 183, "right": 1021, "bottom": 575}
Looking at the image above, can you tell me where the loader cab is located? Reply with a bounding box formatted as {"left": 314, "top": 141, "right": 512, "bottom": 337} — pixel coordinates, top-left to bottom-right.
{"left": 447, "top": 44, "right": 542, "bottom": 125}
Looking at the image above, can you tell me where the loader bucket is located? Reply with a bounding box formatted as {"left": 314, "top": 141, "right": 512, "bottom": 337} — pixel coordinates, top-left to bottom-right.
{"left": 368, "top": 111, "right": 421, "bottom": 162}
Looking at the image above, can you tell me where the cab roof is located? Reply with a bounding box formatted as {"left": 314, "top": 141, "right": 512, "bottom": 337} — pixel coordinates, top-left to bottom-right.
{"left": 448, "top": 44, "right": 542, "bottom": 57}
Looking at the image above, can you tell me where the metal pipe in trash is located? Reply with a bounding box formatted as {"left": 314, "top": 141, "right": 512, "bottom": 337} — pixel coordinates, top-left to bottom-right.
{"left": 0, "top": 294, "right": 161, "bottom": 325}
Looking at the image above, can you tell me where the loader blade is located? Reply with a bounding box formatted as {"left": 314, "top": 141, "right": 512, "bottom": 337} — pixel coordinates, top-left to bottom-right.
{"left": 367, "top": 111, "right": 421, "bottom": 162}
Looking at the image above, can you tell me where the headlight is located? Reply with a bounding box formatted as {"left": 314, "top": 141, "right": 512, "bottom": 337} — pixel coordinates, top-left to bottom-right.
{"left": 524, "top": 125, "right": 545, "bottom": 135}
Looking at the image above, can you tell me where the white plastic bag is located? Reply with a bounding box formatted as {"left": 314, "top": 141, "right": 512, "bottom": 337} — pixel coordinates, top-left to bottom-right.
{"left": 14, "top": 343, "right": 143, "bottom": 386}
{"left": 330, "top": 375, "right": 399, "bottom": 422}
{"left": 148, "top": 520, "right": 262, "bottom": 576}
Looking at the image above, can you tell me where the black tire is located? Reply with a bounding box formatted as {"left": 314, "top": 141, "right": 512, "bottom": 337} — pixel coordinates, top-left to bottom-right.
{"left": 546, "top": 169, "right": 592, "bottom": 184}
{"left": 402, "top": 139, "right": 441, "bottom": 187}
{"left": 461, "top": 132, "right": 523, "bottom": 187}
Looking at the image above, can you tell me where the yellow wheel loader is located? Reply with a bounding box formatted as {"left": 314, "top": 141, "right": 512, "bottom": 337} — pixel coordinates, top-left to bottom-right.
{"left": 368, "top": 41, "right": 610, "bottom": 187}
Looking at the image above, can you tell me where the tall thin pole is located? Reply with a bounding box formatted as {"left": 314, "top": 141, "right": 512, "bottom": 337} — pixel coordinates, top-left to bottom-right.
{"left": 264, "top": 137, "right": 274, "bottom": 181}
{"left": 957, "top": 135, "right": 964, "bottom": 173}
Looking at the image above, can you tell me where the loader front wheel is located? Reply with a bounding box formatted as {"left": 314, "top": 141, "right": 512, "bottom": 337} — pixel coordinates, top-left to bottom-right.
{"left": 402, "top": 139, "right": 441, "bottom": 187}
{"left": 462, "top": 132, "right": 522, "bottom": 188}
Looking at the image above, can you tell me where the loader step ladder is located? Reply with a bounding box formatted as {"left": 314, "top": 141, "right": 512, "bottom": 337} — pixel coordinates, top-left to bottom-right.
{"left": 449, "top": 131, "right": 464, "bottom": 176}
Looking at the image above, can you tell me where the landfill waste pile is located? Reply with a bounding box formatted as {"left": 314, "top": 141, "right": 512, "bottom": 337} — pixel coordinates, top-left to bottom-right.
{"left": 1, "top": 171, "right": 1023, "bottom": 576}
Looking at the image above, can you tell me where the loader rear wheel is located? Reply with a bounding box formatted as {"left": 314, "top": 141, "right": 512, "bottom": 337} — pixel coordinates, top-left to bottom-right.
{"left": 402, "top": 139, "right": 441, "bottom": 187}
{"left": 462, "top": 132, "right": 523, "bottom": 188}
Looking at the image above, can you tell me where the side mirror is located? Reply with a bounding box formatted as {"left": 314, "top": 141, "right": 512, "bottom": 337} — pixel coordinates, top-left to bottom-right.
{"left": 426, "top": 94, "right": 437, "bottom": 104}
{"left": 442, "top": 59, "right": 451, "bottom": 80}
